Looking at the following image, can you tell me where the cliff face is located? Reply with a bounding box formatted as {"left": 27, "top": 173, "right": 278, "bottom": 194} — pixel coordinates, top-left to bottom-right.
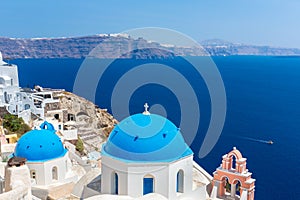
{"left": 1, "top": 35, "right": 299, "bottom": 59}
{"left": 201, "top": 39, "right": 300, "bottom": 56}
{"left": 55, "top": 91, "right": 118, "bottom": 153}
{"left": 0, "top": 36, "right": 103, "bottom": 59}
{"left": 0, "top": 35, "right": 183, "bottom": 59}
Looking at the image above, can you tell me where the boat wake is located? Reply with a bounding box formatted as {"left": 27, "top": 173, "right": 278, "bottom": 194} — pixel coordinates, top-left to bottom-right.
{"left": 239, "top": 136, "right": 273, "bottom": 145}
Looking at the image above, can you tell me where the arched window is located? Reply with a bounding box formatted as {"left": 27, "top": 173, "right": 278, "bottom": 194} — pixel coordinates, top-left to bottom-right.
{"left": 177, "top": 170, "right": 184, "bottom": 193}
{"left": 52, "top": 166, "right": 58, "bottom": 180}
{"left": 112, "top": 172, "right": 118, "bottom": 194}
{"left": 143, "top": 174, "right": 154, "bottom": 195}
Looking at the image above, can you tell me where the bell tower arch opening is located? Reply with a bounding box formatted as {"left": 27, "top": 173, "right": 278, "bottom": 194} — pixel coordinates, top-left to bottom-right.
{"left": 232, "top": 179, "right": 242, "bottom": 197}
{"left": 231, "top": 155, "right": 237, "bottom": 170}
{"left": 221, "top": 176, "right": 230, "bottom": 194}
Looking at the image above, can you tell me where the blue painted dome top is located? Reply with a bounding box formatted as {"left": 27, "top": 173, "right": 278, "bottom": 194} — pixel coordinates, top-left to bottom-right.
{"left": 102, "top": 113, "right": 193, "bottom": 162}
{"left": 14, "top": 121, "right": 67, "bottom": 162}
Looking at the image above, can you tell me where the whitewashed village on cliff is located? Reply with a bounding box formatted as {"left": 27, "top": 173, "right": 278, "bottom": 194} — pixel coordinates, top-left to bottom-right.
{"left": 0, "top": 52, "right": 255, "bottom": 200}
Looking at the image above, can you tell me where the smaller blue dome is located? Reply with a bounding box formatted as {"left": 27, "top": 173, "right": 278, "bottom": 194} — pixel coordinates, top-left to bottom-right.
{"left": 102, "top": 113, "right": 193, "bottom": 162}
{"left": 14, "top": 121, "right": 67, "bottom": 162}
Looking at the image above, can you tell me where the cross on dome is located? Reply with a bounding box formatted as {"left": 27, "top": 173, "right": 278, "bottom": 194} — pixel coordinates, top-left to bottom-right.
{"left": 143, "top": 103, "right": 150, "bottom": 115}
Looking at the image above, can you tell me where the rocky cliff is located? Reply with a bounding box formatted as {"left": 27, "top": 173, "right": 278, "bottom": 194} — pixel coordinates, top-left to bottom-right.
{"left": 54, "top": 91, "right": 118, "bottom": 153}
{"left": 0, "top": 35, "right": 184, "bottom": 59}
{"left": 1, "top": 35, "right": 300, "bottom": 59}
{"left": 201, "top": 39, "right": 300, "bottom": 56}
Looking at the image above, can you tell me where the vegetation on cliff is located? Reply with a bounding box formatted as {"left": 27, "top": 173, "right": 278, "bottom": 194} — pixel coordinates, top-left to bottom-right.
{"left": 75, "top": 136, "right": 84, "bottom": 154}
{"left": 2, "top": 114, "right": 31, "bottom": 137}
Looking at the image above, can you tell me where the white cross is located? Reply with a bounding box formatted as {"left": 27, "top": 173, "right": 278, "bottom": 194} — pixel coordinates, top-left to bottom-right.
{"left": 143, "top": 103, "right": 150, "bottom": 115}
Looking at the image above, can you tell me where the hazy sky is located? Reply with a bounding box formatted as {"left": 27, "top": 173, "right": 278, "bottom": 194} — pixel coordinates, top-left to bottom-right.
{"left": 1, "top": 0, "right": 300, "bottom": 48}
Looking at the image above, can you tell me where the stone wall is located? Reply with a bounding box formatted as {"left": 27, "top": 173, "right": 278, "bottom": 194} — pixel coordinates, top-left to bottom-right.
{"left": 44, "top": 102, "right": 60, "bottom": 113}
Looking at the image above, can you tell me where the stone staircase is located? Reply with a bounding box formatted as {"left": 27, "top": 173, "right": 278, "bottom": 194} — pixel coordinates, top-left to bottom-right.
{"left": 77, "top": 123, "right": 105, "bottom": 153}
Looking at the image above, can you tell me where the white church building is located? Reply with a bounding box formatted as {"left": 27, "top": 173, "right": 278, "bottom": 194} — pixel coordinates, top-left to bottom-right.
{"left": 13, "top": 121, "right": 77, "bottom": 186}
{"left": 100, "top": 105, "right": 206, "bottom": 199}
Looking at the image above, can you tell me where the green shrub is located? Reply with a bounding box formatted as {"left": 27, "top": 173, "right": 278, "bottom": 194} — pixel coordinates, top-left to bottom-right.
{"left": 75, "top": 137, "right": 84, "bottom": 153}
{"left": 3, "top": 114, "right": 31, "bottom": 136}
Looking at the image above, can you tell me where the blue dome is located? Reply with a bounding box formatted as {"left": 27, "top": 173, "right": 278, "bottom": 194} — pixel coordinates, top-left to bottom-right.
{"left": 102, "top": 113, "right": 193, "bottom": 162}
{"left": 14, "top": 121, "right": 67, "bottom": 162}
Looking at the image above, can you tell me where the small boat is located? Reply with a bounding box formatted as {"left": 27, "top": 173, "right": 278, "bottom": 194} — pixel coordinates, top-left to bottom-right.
{"left": 268, "top": 140, "right": 273, "bottom": 145}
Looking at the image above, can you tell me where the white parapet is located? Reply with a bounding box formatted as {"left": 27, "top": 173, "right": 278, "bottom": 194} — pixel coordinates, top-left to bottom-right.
{"left": 2, "top": 165, "right": 32, "bottom": 200}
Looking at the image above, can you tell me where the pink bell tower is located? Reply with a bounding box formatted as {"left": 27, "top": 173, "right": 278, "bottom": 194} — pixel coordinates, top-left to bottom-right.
{"left": 211, "top": 147, "right": 255, "bottom": 200}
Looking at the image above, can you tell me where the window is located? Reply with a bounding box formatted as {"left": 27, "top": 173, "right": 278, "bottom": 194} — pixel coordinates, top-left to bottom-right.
{"left": 0, "top": 78, "right": 5, "bottom": 85}
{"left": 4, "top": 92, "right": 9, "bottom": 103}
{"left": 143, "top": 174, "right": 154, "bottom": 195}
{"left": 65, "top": 160, "right": 68, "bottom": 171}
{"left": 54, "top": 114, "right": 60, "bottom": 120}
{"left": 112, "top": 172, "right": 119, "bottom": 194}
{"left": 24, "top": 104, "right": 30, "bottom": 110}
{"left": 177, "top": 170, "right": 184, "bottom": 193}
{"left": 52, "top": 166, "right": 58, "bottom": 180}
{"left": 44, "top": 94, "right": 51, "bottom": 99}
{"left": 68, "top": 113, "right": 75, "bottom": 121}
{"left": 30, "top": 170, "right": 36, "bottom": 180}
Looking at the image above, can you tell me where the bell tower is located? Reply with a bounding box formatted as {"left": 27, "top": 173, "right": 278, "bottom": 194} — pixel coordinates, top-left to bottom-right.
{"left": 210, "top": 147, "right": 255, "bottom": 200}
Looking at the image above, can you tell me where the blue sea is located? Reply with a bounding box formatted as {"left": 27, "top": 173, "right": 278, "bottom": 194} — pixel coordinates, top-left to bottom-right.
{"left": 12, "top": 56, "right": 300, "bottom": 200}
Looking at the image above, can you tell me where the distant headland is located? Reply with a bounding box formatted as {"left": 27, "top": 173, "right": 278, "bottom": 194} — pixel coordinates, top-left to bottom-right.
{"left": 1, "top": 34, "right": 300, "bottom": 59}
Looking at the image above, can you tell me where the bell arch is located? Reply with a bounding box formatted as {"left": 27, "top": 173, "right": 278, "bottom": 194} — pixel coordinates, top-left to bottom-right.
{"left": 211, "top": 147, "right": 255, "bottom": 200}
{"left": 232, "top": 179, "right": 242, "bottom": 197}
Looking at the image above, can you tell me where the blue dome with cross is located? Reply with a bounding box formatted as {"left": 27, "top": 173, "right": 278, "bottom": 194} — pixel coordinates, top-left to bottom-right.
{"left": 102, "top": 105, "right": 193, "bottom": 162}
{"left": 14, "top": 121, "right": 67, "bottom": 162}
